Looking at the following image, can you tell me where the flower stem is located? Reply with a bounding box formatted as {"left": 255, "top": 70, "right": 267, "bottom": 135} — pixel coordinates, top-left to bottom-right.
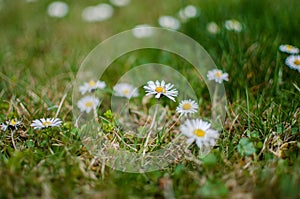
{"left": 212, "top": 85, "right": 219, "bottom": 120}
{"left": 11, "top": 130, "right": 17, "bottom": 151}
{"left": 142, "top": 102, "right": 159, "bottom": 160}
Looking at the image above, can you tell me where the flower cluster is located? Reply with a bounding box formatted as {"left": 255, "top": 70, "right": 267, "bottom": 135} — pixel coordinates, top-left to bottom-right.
{"left": 77, "top": 80, "right": 139, "bottom": 113}
{"left": 46, "top": 0, "right": 131, "bottom": 22}
{"left": 224, "top": 19, "right": 242, "bottom": 32}
{"left": 279, "top": 44, "right": 300, "bottom": 73}
{"left": 1, "top": 117, "right": 62, "bottom": 131}
{"left": 206, "top": 19, "right": 243, "bottom": 35}
{"left": 0, "top": 119, "right": 22, "bottom": 131}
{"left": 142, "top": 71, "right": 228, "bottom": 149}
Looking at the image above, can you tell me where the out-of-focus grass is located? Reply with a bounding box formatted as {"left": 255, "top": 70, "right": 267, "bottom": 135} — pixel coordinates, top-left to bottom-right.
{"left": 0, "top": 0, "right": 300, "bottom": 198}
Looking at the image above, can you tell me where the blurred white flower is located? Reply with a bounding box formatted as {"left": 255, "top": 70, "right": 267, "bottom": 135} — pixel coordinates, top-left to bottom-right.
{"left": 144, "top": 80, "right": 178, "bottom": 102}
{"left": 0, "top": 119, "right": 22, "bottom": 131}
{"left": 82, "top": 4, "right": 114, "bottom": 22}
{"left": 31, "top": 118, "right": 62, "bottom": 130}
{"left": 178, "top": 5, "right": 198, "bottom": 21}
{"left": 113, "top": 83, "right": 139, "bottom": 99}
{"left": 180, "top": 118, "right": 219, "bottom": 149}
{"left": 225, "top": 19, "right": 242, "bottom": 32}
{"left": 285, "top": 55, "right": 300, "bottom": 72}
{"left": 77, "top": 95, "right": 100, "bottom": 113}
{"left": 109, "top": 0, "right": 131, "bottom": 7}
{"left": 279, "top": 44, "right": 299, "bottom": 54}
{"left": 158, "top": 16, "right": 180, "bottom": 30}
{"left": 132, "top": 24, "right": 153, "bottom": 38}
{"left": 176, "top": 99, "right": 198, "bottom": 116}
{"left": 47, "top": 1, "right": 69, "bottom": 18}
{"left": 79, "top": 80, "right": 106, "bottom": 95}
{"left": 207, "top": 22, "right": 220, "bottom": 34}
{"left": 207, "top": 69, "right": 229, "bottom": 83}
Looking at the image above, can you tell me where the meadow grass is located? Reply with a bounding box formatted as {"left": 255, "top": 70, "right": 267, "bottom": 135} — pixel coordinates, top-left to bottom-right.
{"left": 0, "top": 0, "right": 300, "bottom": 198}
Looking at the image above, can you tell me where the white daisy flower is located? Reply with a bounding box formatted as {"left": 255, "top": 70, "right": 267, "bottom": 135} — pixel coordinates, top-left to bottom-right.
{"left": 279, "top": 44, "right": 299, "bottom": 54}
{"left": 180, "top": 118, "right": 219, "bottom": 148}
{"left": 158, "top": 16, "right": 181, "bottom": 30}
{"left": 47, "top": 1, "right": 69, "bottom": 18}
{"left": 285, "top": 55, "right": 300, "bottom": 72}
{"left": 79, "top": 80, "right": 106, "bottom": 95}
{"left": 77, "top": 95, "right": 100, "bottom": 113}
{"left": 31, "top": 118, "right": 62, "bottom": 130}
{"left": 176, "top": 99, "right": 198, "bottom": 116}
{"left": 207, "top": 22, "right": 220, "bottom": 34}
{"left": 132, "top": 24, "right": 153, "bottom": 38}
{"left": 109, "top": 0, "right": 131, "bottom": 7}
{"left": 207, "top": 69, "right": 229, "bottom": 84}
{"left": 113, "top": 83, "right": 139, "bottom": 99}
{"left": 0, "top": 119, "right": 22, "bottom": 131}
{"left": 225, "top": 19, "right": 242, "bottom": 32}
{"left": 178, "top": 5, "right": 198, "bottom": 21}
{"left": 143, "top": 80, "right": 178, "bottom": 102}
{"left": 82, "top": 4, "right": 114, "bottom": 22}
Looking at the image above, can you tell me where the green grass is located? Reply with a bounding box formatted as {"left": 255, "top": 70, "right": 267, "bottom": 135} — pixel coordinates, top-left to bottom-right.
{"left": 1, "top": 0, "right": 300, "bottom": 198}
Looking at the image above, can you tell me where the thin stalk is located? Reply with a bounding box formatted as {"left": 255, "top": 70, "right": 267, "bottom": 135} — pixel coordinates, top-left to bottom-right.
{"left": 11, "top": 130, "right": 17, "bottom": 151}
{"left": 142, "top": 102, "right": 159, "bottom": 158}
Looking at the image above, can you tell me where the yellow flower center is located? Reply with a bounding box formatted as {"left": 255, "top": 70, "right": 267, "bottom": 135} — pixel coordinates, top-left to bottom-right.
{"left": 85, "top": 102, "right": 93, "bottom": 107}
{"left": 293, "top": 59, "right": 300, "bottom": 66}
{"left": 215, "top": 71, "right": 222, "bottom": 78}
{"left": 42, "top": 121, "right": 52, "bottom": 126}
{"left": 123, "top": 89, "right": 130, "bottom": 95}
{"left": 193, "top": 129, "right": 206, "bottom": 137}
{"left": 155, "top": 86, "right": 166, "bottom": 93}
{"left": 182, "top": 103, "right": 192, "bottom": 110}
{"left": 10, "top": 120, "right": 16, "bottom": 125}
{"left": 88, "top": 80, "right": 96, "bottom": 87}
{"left": 286, "top": 45, "right": 293, "bottom": 50}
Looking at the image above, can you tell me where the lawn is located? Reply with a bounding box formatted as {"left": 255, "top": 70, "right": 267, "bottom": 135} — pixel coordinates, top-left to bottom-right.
{"left": 0, "top": 0, "right": 300, "bottom": 198}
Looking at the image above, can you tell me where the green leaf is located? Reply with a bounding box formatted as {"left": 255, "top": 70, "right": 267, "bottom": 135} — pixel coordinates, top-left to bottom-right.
{"left": 237, "top": 138, "right": 256, "bottom": 156}
{"left": 104, "top": 110, "right": 113, "bottom": 119}
{"left": 202, "top": 153, "right": 217, "bottom": 167}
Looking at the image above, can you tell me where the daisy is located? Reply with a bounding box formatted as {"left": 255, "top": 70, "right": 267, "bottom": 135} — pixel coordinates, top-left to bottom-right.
{"left": 180, "top": 118, "right": 219, "bottom": 148}
{"left": 82, "top": 4, "right": 114, "bottom": 22}
{"left": 109, "top": 0, "right": 131, "bottom": 7}
{"left": 113, "top": 83, "right": 139, "bottom": 99}
{"left": 224, "top": 19, "right": 242, "bottom": 32}
{"left": 279, "top": 44, "right": 299, "bottom": 54}
{"left": 0, "top": 119, "right": 22, "bottom": 131}
{"left": 178, "top": 5, "right": 198, "bottom": 21}
{"left": 207, "top": 69, "right": 229, "bottom": 84}
{"left": 144, "top": 80, "right": 178, "bottom": 102}
{"left": 158, "top": 16, "right": 181, "bottom": 30}
{"left": 31, "top": 118, "right": 62, "bottom": 130}
{"left": 79, "top": 80, "right": 106, "bottom": 95}
{"left": 179, "top": 5, "right": 198, "bottom": 20}
{"left": 285, "top": 55, "right": 300, "bottom": 72}
{"left": 132, "top": 24, "right": 153, "bottom": 38}
{"left": 77, "top": 95, "right": 100, "bottom": 113}
{"left": 176, "top": 99, "right": 198, "bottom": 116}
{"left": 47, "top": 1, "right": 69, "bottom": 18}
{"left": 207, "top": 22, "right": 220, "bottom": 34}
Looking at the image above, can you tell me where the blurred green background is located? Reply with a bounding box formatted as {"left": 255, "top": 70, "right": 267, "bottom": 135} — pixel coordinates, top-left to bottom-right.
{"left": 0, "top": 0, "right": 300, "bottom": 198}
